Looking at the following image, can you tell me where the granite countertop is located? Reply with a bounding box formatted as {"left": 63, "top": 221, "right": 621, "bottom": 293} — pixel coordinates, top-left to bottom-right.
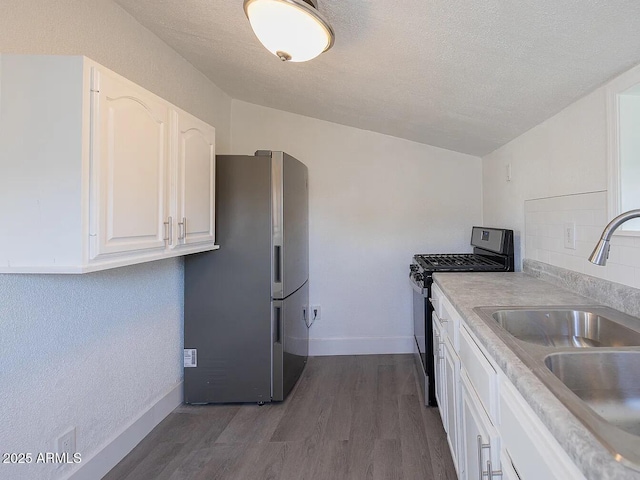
{"left": 433, "top": 271, "right": 640, "bottom": 480}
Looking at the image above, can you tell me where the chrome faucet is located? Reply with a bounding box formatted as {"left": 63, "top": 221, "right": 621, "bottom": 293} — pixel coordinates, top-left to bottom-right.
{"left": 589, "top": 209, "right": 640, "bottom": 265}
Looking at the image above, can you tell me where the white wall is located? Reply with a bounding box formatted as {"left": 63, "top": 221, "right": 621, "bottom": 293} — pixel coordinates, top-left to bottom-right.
{"left": 231, "top": 100, "right": 483, "bottom": 355}
{"left": 0, "top": 260, "right": 183, "bottom": 480}
{"left": 483, "top": 87, "right": 607, "bottom": 256}
{"left": 482, "top": 64, "right": 640, "bottom": 288}
{"left": 0, "top": 1, "right": 232, "bottom": 479}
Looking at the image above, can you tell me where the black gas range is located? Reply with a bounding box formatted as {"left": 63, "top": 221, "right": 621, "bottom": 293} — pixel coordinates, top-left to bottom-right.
{"left": 410, "top": 226, "right": 514, "bottom": 406}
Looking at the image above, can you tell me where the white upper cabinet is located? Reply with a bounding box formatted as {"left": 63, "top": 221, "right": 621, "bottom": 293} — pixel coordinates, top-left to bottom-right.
{"left": 90, "top": 67, "right": 170, "bottom": 260}
{"left": 172, "top": 108, "right": 216, "bottom": 251}
{"left": 0, "top": 54, "right": 218, "bottom": 273}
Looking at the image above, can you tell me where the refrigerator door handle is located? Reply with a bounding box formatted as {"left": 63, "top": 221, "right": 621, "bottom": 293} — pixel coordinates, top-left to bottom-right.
{"left": 272, "top": 300, "right": 284, "bottom": 401}
{"left": 274, "top": 245, "right": 282, "bottom": 284}
{"left": 274, "top": 304, "right": 282, "bottom": 344}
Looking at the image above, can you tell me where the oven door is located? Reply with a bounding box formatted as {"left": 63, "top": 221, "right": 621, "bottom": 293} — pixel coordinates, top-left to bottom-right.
{"left": 411, "top": 273, "right": 429, "bottom": 403}
{"left": 410, "top": 273, "right": 437, "bottom": 407}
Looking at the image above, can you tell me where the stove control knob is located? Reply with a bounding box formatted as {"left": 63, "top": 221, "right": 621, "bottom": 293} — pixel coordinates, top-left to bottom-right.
{"left": 409, "top": 264, "right": 418, "bottom": 272}
{"left": 414, "top": 273, "right": 424, "bottom": 282}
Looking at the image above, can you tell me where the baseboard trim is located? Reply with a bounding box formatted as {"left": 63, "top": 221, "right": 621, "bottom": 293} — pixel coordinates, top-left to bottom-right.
{"left": 66, "top": 381, "right": 183, "bottom": 480}
{"left": 309, "top": 336, "right": 414, "bottom": 356}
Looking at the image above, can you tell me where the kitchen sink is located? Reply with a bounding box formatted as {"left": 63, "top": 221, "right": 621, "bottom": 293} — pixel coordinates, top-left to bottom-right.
{"left": 491, "top": 308, "right": 640, "bottom": 347}
{"left": 545, "top": 351, "right": 640, "bottom": 437}
{"left": 473, "top": 305, "right": 640, "bottom": 470}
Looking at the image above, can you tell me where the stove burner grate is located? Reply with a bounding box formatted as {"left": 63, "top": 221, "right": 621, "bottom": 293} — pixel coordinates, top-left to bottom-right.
{"left": 415, "top": 253, "right": 504, "bottom": 270}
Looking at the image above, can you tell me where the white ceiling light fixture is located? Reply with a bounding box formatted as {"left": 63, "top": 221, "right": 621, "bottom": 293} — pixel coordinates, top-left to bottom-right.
{"left": 243, "top": 0, "right": 335, "bottom": 62}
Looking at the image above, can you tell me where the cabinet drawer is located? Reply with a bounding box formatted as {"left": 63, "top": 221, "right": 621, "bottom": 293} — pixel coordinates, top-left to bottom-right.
{"left": 440, "top": 296, "right": 460, "bottom": 350}
{"left": 459, "top": 325, "right": 497, "bottom": 423}
{"left": 431, "top": 283, "right": 444, "bottom": 318}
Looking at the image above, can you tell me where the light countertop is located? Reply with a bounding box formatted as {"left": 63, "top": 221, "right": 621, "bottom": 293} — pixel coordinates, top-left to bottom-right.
{"left": 433, "top": 271, "right": 640, "bottom": 480}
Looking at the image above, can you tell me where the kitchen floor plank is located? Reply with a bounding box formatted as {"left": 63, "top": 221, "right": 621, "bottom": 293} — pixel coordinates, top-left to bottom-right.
{"left": 168, "top": 444, "right": 246, "bottom": 480}
{"left": 421, "top": 407, "right": 459, "bottom": 480}
{"left": 104, "top": 355, "right": 457, "bottom": 480}
{"left": 373, "top": 439, "right": 404, "bottom": 480}
{"left": 215, "top": 402, "right": 285, "bottom": 444}
{"left": 223, "top": 441, "right": 287, "bottom": 480}
{"left": 304, "top": 439, "right": 350, "bottom": 480}
{"left": 346, "top": 437, "right": 376, "bottom": 480}
{"left": 399, "top": 394, "right": 437, "bottom": 480}
{"left": 323, "top": 392, "right": 354, "bottom": 440}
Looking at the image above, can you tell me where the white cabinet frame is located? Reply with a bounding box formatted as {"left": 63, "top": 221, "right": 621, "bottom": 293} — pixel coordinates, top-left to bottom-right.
{"left": 0, "top": 54, "right": 219, "bottom": 273}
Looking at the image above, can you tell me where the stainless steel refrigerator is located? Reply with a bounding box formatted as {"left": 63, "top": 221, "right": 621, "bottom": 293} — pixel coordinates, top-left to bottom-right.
{"left": 183, "top": 151, "right": 309, "bottom": 404}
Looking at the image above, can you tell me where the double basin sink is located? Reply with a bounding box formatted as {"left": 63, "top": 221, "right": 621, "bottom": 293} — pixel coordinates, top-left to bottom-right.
{"left": 474, "top": 306, "right": 640, "bottom": 471}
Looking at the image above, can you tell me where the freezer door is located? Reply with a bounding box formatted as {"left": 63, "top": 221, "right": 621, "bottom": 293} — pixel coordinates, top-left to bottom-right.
{"left": 272, "top": 280, "right": 309, "bottom": 401}
{"left": 272, "top": 152, "right": 309, "bottom": 299}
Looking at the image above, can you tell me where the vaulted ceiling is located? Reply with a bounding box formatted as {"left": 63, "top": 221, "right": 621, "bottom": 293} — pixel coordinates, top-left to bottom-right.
{"left": 115, "top": 0, "right": 640, "bottom": 156}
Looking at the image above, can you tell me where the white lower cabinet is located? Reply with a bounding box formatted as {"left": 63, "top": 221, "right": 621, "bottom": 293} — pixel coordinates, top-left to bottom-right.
{"left": 460, "top": 372, "right": 501, "bottom": 480}
{"left": 499, "top": 449, "right": 522, "bottom": 480}
{"left": 432, "top": 306, "right": 461, "bottom": 475}
{"left": 433, "top": 313, "right": 447, "bottom": 426}
{"left": 432, "top": 285, "right": 586, "bottom": 480}
{"left": 444, "top": 337, "right": 460, "bottom": 468}
{"left": 0, "top": 54, "right": 218, "bottom": 273}
{"left": 499, "top": 377, "right": 586, "bottom": 480}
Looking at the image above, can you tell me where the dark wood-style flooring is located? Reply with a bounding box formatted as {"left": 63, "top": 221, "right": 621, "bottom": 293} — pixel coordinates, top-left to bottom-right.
{"left": 103, "top": 354, "right": 457, "bottom": 480}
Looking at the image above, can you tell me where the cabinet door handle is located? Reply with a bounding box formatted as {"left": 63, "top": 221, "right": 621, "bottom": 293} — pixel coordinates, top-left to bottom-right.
{"left": 477, "top": 436, "right": 502, "bottom": 479}
{"left": 477, "top": 435, "right": 491, "bottom": 480}
{"left": 178, "top": 217, "right": 186, "bottom": 240}
{"left": 477, "top": 435, "right": 484, "bottom": 480}
{"left": 164, "top": 216, "right": 173, "bottom": 245}
{"left": 487, "top": 460, "right": 502, "bottom": 479}
{"left": 436, "top": 334, "right": 445, "bottom": 360}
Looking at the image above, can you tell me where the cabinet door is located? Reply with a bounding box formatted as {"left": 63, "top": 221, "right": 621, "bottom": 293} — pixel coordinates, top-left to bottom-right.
{"left": 433, "top": 316, "right": 446, "bottom": 425}
{"left": 500, "top": 450, "right": 522, "bottom": 480}
{"left": 90, "top": 67, "right": 169, "bottom": 259}
{"left": 460, "top": 372, "right": 501, "bottom": 480}
{"left": 173, "top": 110, "right": 215, "bottom": 248}
{"left": 444, "top": 338, "right": 460, "bottom": 468}
{"left": 500, "top": 378, "right": 586, "bottom": 480}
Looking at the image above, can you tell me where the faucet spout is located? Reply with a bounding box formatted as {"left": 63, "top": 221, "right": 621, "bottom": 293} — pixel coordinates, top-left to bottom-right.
{"left": 589, "top": 209, "right": 640, "bottom": 266}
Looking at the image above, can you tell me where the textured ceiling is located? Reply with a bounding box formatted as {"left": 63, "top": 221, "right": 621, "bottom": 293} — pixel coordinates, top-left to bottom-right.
{"left": 114, "top": 0, "right": 640, "bottom": 156}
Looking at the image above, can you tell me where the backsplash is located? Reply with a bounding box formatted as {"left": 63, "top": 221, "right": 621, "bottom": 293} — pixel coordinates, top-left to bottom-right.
{"left": 524, "top": 259, "right": 640, "bottom": 319}
{"left": 525, "top": 191, "right": 640, "bottom": 289}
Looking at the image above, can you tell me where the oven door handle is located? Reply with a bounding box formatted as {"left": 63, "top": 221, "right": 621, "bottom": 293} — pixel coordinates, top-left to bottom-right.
{"left": 410, "top": 274, "right": 426, "bottom": 296}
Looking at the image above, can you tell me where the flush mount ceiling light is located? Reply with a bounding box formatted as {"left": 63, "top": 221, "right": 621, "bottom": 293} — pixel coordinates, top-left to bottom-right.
{"left": 243, "top": 0, "right": 335, "bottom": 62}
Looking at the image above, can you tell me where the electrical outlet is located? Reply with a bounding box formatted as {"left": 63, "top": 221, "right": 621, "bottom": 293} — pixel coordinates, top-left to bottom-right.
{"left": 311, "top": 305, "right": 321, "bottom": 323}
{"left": 564, "top": 223, "right": 576, "bottom": 250}
{"left": 56, "top": 427, "right": 76, "bottom": 454}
